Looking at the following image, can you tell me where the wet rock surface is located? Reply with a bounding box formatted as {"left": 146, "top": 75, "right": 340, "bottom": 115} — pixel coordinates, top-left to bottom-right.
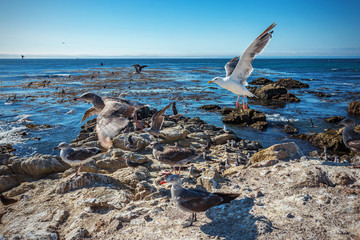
{"left": 222, "top": 108, "right": 267, "bottom": 130}
{"left": 348, "top": 101, "right": 360, "bottom": 115}
{"left": 275, "top": 78, "right": 310, "bottom": 89}
{"left": 253, "top": 83, "right": 300, "bottom": 103}
{"left": 249, "top": 77, "right": 273, "bottom": 85}
{"left": 199, "top": 104, "right": 222, "bottom": 112}
{"left": 292, "top": 128, "right": 349, "bottom": 154}
{"left": 325, "top": 116, "right": 345, "bottom": 123}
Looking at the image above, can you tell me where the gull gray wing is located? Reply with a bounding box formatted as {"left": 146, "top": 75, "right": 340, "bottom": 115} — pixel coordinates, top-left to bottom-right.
{"left": 178, "top": 188, "right": 223, "bottom": 212}
{"left": 81, "top": 107, "right": 100, "bottom": 122}
{"left": 151, "top": 102, "right": 172, "bottom": 131}
{"left": 96, "top": 101, "right": 134, "bottom": 148}
{"left": 348, "top": 140, "right": 360, "bottom": 152}
{"left": 104, "top": 97, "right": 147, "bottom": 108}
{"left": 224, "top": 56, "right": 240, "bottom": 77}
{"left": 66, "top": 147, "right": 100, "bottom": 161}
{"left": 230, "top": 23, "right": 276, "bottom": 85}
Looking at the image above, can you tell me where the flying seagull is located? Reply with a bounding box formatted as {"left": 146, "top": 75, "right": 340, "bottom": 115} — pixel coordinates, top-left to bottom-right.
{"left": 53, "top": 142, "right": 101, "bottom": 176}
{"left": 74, "top": 92, "right": 146, "bottom": 149}
{"left": 131, "top": 64, "right": 148, "bottom": 74}
{"left": 160, "top": 174, "right": 240, "bottom": 227}
{"left": 208, "top": 23, "right": 276, "bottom": 110}
{"left": 142, "top": 102, "right": 172, "bottom": 137}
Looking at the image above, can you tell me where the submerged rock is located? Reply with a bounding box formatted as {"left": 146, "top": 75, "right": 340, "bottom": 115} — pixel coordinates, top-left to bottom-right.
{"left": 199, "top": 104, "right": 222, "bottom": 112}
{"left": 325, "top": 116, "right": 345, "bottom": 123}
{"left": 283, "top": 124, "right": 299, "bottom": 134}
{"left": 250, "top": 142, "right": 303, "bottom": 163}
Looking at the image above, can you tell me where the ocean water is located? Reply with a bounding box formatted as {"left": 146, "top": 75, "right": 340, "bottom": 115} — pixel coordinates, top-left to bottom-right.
{"left": 1, "top": 58, "right": 360, "bottom": 156}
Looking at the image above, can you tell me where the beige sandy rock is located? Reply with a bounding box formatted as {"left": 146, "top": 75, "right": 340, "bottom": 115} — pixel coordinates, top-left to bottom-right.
{"left": 251, "top": 142, "right": 303, "bottom": 163}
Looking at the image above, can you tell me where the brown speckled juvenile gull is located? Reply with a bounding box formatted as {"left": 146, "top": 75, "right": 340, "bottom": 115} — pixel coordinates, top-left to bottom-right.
{"left": 75, "top": 92, "right": 146, "bottom": 149}
{"left": 208, "top": 23, "right": 276, "bottom": 110}
{"left": 149, "top": 142, "right": 198, "bottom": 175}
{"left": 160, "top": 174, "right": 240, "bottom": 227}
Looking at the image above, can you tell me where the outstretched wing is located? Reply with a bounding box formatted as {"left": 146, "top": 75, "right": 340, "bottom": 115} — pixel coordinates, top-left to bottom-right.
{"left": 151, "top": 102, "right": 172, "bottom": 131}
{"left": 96, "top": 101, "right": 134, "bottom": 149}
{"left": 224, "top": 56, "right": 239, "bottom": 77}
{"left": 81, "top": 107, "right": 100, "bottom": 122}
{"left": 230, "top": 23, "right": 276, "bottom": 85}
{"left": 67, "top": 147, "right": 100, "bottom": 160}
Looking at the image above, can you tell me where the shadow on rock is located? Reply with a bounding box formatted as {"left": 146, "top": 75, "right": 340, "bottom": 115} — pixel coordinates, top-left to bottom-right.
{"left": 201, "top": 197, "right": 275, "bottom": 240}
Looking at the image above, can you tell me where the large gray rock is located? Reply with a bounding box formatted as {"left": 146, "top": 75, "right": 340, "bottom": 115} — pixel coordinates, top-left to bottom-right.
{"left": 0, "top": 174, "right": 19, "bottom": 193}
{"left": 19, "top": 154, "right": 69, "bottom": 177}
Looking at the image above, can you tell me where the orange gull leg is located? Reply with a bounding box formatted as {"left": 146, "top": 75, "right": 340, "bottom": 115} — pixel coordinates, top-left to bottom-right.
{"left": 241, "top": 96, "right": 247, "bottom": 110}
{"left": 236, "top": 95, "right": 240, "bottom": 108}
{"left": 133, "top": 111, "right": 144, "bottom": 130}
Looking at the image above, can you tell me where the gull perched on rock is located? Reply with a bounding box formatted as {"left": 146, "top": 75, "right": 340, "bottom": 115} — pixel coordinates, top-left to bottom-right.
{"left": 160, "top": 175, "right": 240, "bottom": 227}
{"left": 75, "top": 92, "right": 146, "bottom": 149}
{"left": 53, "top": 142, "right": 101, "bottom": 176}
{"left": 149, "top": 142, "right": 198, "bottom": 175}
{"left": 208, "top": 23, "right": 276, "bottom": 110}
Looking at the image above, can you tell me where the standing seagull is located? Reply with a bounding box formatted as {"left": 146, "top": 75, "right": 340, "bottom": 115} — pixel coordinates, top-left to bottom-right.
{"left": 208, "top": 23, "right": 276, "bottom": 110}
{"left": 149, "top": 142, "right": 198, "bottom": 175}
{"left": 53, "top": 142, "right": 101, "bottom": 176}
{"left": 142, "top": 102, "right": 172, "bottom": 137}
{"left": 131, "top": 64, "right": 148, "bottom": 74}
{"left": 338, "top": 119, "right": 360, "bottom": 168}
{"left": 161, "top": 175, "right": 239, "bottom": 227}
{"left": 75, "top": 92, "right": 146, "bottom": 149}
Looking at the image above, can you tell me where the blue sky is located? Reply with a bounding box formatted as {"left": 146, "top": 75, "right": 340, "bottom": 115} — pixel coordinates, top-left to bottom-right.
{"left": 0, "top": 0, "right": 359, "bottom": 58}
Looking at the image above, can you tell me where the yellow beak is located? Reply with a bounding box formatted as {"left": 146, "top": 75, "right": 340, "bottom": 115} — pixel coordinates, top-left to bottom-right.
{"left": 207, "top": 80, "right": 214, "bottom": 84}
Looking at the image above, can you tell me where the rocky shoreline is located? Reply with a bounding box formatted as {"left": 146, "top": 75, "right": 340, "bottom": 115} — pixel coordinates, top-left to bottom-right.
{"left": 1, "top": 75, "right": 360, "bottom": 239}
{"left": 1, "top": 101, "right": 360, "bottom": 239}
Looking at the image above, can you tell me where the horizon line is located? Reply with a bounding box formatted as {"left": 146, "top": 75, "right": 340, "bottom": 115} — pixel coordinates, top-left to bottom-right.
{"left": 1, "top": 56, "right": 360, "bottom": 59}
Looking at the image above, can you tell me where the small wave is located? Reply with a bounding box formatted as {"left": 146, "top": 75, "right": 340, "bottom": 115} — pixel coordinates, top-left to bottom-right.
{"left": 331, "top": 68, "right": 338, "bottom": 71}
{"left": 266, "top": 113, "right": 298, "bottom": 123}
{"left": 48, "top": 74, "right": 71, "bottom": 78}
{"left": 0, "top": 125, "right": 28, "bottom": 145}
{"left": 16, "top": 114, "right": 32, "bottom": 123}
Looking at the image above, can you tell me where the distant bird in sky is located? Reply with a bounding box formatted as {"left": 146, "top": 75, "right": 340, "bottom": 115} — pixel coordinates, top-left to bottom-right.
{"left": 131, "top": 64, "right": 148, "bottom": 74}
{"left": 53, "top": 142, "right": 101, "bottom": 176}
{"left": 21, "top": 55, "right": 24, "bottom": 59}
{"left": 208, "top": 23, "right": 276, "bottom": 110}
{"left": 160, "top": 174, "right": 240, "bottom": 227}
